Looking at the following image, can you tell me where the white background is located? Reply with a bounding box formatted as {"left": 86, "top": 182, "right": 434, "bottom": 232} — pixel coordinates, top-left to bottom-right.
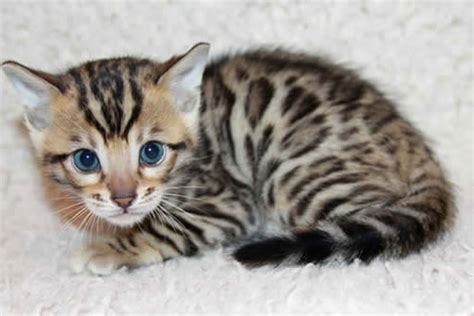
{"left": 0, "top": 1, "right": 472, "bottom": 314}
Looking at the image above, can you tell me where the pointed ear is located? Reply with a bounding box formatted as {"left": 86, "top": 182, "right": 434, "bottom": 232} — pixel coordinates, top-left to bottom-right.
{"left": 159, "top": 43, "right": 210, "bottom": 112}
{"left": 2, "top": 61, "right": 63, "bottom": 131}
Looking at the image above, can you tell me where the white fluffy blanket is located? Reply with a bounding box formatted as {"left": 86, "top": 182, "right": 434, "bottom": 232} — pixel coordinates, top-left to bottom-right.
{"left": 0, "top": 1, "right": 472, "bottom": 314}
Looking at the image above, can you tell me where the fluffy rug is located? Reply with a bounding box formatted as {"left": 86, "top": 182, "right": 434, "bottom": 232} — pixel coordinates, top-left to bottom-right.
{"left": 0, "top": 1, "right": 472, "bottom": 314}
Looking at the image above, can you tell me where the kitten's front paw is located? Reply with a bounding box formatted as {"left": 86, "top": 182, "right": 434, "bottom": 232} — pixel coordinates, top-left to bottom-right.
{"left": 69, "top": 242, "right": 128, "bottom": 276}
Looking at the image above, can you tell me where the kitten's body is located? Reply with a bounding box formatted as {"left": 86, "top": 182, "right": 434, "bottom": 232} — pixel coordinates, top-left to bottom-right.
{"left": 3, "top": 44, "right": 454, "bottom": 274}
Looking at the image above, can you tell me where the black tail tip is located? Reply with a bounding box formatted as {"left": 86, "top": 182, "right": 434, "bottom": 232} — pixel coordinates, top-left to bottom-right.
{"left": 232, "top": 237, "right": 296, "bottom": 267}
{"left": 233, "top": 230, "right": 339, "bottom": 267}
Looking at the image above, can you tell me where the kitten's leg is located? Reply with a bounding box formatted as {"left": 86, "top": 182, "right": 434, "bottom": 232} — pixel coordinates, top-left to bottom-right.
{"left": 70, "top": 181, "right": 255, "bottom": 275}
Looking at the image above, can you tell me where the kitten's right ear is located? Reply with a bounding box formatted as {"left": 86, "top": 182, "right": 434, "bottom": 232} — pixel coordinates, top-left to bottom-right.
{"left": 1, "top": 61, "right": 62, "bottom": 131}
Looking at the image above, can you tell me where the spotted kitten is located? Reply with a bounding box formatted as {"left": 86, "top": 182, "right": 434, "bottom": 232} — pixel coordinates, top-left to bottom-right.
{"left": 2, "top": 43, "right": 454, "bottom": 274}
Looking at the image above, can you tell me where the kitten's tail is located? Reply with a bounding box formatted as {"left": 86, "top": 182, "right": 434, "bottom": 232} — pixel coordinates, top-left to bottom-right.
{"left": 233, "top": 184, "right": 454, "bottom": 267}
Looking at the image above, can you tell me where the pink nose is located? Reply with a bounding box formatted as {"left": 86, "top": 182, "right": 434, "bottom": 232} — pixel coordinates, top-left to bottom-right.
{"left": 112, "top": 195, "right": 135, "bottom": 209}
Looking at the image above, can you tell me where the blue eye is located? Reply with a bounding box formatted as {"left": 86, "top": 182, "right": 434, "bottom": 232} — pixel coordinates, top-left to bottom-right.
{"left": 140, "top": 141, "right": 166, "bottom": 166}
{"left": 73, "top": 149, "right": 100, "bottom": 172}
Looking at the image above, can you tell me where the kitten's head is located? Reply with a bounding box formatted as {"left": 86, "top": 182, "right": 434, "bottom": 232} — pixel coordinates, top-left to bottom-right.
{"left": 2, "top": 43, "right": 210, "bottom": 228}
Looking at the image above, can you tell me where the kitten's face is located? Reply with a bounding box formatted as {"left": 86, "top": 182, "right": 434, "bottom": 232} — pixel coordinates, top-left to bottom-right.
{"left": 2, "top": 43, "right": 209, "bottom": 228}
{"left": 41, "top": 86, "right": 192, "bottom": 227}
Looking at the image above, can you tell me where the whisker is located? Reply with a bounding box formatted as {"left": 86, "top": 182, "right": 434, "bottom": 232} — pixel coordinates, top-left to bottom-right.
{"left": 161, "top": 198, "right": 201, "bottom": 218}
{"left": 59, "top": 207, "right": 88, "bottom": 233}
{"left": 53, "top": 201, "right": 86, "bottom": 214}
{"left": 157, "top": 204, "right": 188, "bottom": 237}
{"left": 162, "top": 192, "right": 208, "bottom": 203}
{"left": 157, "top": 205, "right": 183, "bottom": 235}
{"left": 163, "top": 185, "right": 203, "bottom": 190}
{"left": 48, "top": 196, "right": 81, "bottom": 202}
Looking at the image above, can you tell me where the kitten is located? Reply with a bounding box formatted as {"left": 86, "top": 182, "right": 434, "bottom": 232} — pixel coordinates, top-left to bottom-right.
{"left": 2, "top": 43, "right": 454, "bottom": 275}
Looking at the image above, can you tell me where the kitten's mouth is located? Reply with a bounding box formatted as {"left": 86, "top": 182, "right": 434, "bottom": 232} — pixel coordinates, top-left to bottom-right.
{"left": 106, "top": 210, "right": 147, "bottom": 227}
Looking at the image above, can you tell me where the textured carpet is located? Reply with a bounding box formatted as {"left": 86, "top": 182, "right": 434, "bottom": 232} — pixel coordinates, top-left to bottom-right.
{"left": 0, "top": 1, "right": 472, "bottom": 314}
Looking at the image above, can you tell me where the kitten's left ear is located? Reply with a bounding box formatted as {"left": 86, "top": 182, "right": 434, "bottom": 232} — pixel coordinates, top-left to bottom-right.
{"left": 159, "top": 43, "right": 210, "bottom": 112}
{"left": 1, "top": 61, "right": 63, "bottom": 131}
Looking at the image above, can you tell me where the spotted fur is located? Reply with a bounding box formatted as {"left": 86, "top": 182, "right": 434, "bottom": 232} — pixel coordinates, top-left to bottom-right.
{"left": 2, "top": 44, "right": 454, "bottom": 273}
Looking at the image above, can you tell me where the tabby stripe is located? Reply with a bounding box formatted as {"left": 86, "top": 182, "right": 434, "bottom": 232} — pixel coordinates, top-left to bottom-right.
{"left": 342, "top": 141, "right": 370, "bottom": 152}
{"left": 411, "top": 173, "right": 429, "bottom": 184}
{"left": 172, "top": 212, "right": 209, "bottom": 245}
{"left": 122, "top": 78, "right": 143, "bottom": 137}
{"left": 186, "top": 203, "right": 246, "bottom": 234}
{"left": 69, "top": 135, "right": 81, "bottom": 143}
{"left": 351, "top": 197, "right": 386, "bottom": 206}
{"left": 214, "top": 73, "right": 237, "bottom": 164}
{"left": 266, "top": 180, "right": 275, "bottom": 208}
{"left": 327, "top": 75, "right": 345, "bottom": 101}
{"left": 70, "top": 70, "right": 108, "bottom": 140}
{"left": 289, "top": 94, "right": 320, "bottom": 124}
{"left": 225, "top": 120, "right": 237, "bottom": 164}
{"left": 116, "top": 238, "right": 128, "bottom": 252}
{"left": 257, "top": 125, "right": 274, "bottom": 161}
{"left": 373, "top": 212, "right": 425, "bottom": 251}
{"left": 370, "top": 112, "right": 398, "bottom": 134}
{"left": 285, "top": 76, "right": 297, "bottom": 86}
{"left": 117, "top": 237, "right": 139, "bottom": 256}
{"left": 377, "top": 136, "right": 397, "bottom": 155}
{"left": 280, "top": 128, "right": 298, "bottom": 147}
{"left": 167, "top": 142, "right": 187, "bottom": 151}
{"left": 110, "top": 75, "right": 125, "bottom": 134}
{"left": 217, "top": 161, "right": 252, "bottom": 190}
{"left": 43, "top": 153, "right": 69, "bottom": 165}
{"left": 338, "top": 126, "right": 359, "bottom": 141}
{"left": 281, "top": 115, "right": 326, "bottom": 147}
{"left": 235, "top": 68, "right": 249, "bottom": 82}
{"left": 288, "top": 163, "right": 345, "bottom": 199}
{"left": 158, "top": 219, "right": 199, "bottom": 254}
{"left": 281, "top": 86, "right": 304, "bottom": 115}
{"left": 316, "top": 197, "right": 353, "bottom": 221}
{"left": 312, "top": 114, "right": 326, "bottom": 125}
{"left": 245, "top": 77, "right": 274, "bottom": 129}
{"left": 107, "top": 242, "right": 123, "bottom": 254}
{"left": 348, "top": 183, "right": 391, "bottom": 198}
{"left": 409, "top": 185, "right": 446, "bottom": 197}
{"left": 92, "top": 85, "right": 114, "bottom": 134}
{"left": 142, "top": 219, "right": 183, "bottom": 255}
{"left": 262, "top": 158, "right": 282, "bottom": 181}
{"left": 84, "top": 62, "right": 95, "bottom": 79}
{"left": 184, "top": 238, "right": 199, "bottom": 256}
{"left": 127, "top": 235, "right": 137, "bottom": 247}
{"left": 309, "top": 155, "right": 340, "bottom": 168}
{"left": 337, "top": 219, "right": 385, "bottom": 262}
{"left": 404, "top": 203, "right": 440, "bottom": 216}
{"left": 339, "top": 102, "right": 362, "bottom": 122}
{"left": 244, "top": 135, "right": 255, "bottom": 168}
{"left": 288, "top": 127, "right": 331, "bottom": 159}
{"left": 333, "top": 82, "right": 365, "bottom": 105}
{"left": 279, "top": 166, "right": 300, "bottom": 187}
{"left": 246, "top": 53, "right": 331, "bottom": 75}
{"left": 294, "top": 172, "right": 365, "bottom": 216}
{"left": 89, "top": 69, "right": 125, "bottom": 134}
{"left": 50, "top": 175, "right": 68, "bottom": 185}
{"left": 200, "top": 97, "right": 208, "bottom": 114}
{"left": 59, "top": 164, "right": 84, "bottom": 190}
{"left": 362, "top": 148, "right": 373, "bottom": 155}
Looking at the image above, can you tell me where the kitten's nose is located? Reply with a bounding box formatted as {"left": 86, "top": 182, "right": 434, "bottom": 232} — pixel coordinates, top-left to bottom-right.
{"left": 112, "top": 195, "right": 136, "bottom": 209}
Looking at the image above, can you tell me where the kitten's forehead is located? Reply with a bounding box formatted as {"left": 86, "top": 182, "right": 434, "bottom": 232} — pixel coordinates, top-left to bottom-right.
{"left": 59, "top": 57, "right": 179, "bottom": 134}
{"left": 63, "top": 58, "right": 156, "bottom": 140}
{"left": 42, "top": 56, "right": 191, "bottom": 154}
